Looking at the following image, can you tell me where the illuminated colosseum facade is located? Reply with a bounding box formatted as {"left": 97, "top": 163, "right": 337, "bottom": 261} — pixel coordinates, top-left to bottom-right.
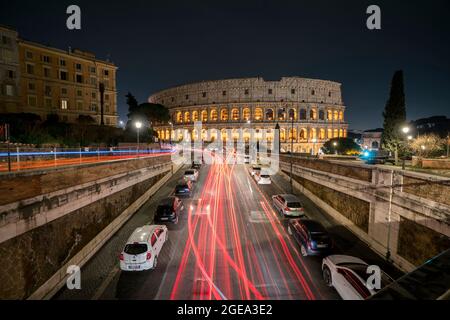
{"left": 149, "top": 77, "right": 348, "bottom": 154}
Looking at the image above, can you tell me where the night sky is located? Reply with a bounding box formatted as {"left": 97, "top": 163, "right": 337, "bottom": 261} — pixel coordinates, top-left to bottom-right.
{"left": 1, "top": 0, "right": 449, "bottom": 130}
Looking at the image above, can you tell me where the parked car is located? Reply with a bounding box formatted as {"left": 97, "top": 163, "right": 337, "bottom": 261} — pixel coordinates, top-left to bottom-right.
{"left": 119, "top": 225, "right": 168, "bottom": 271}
{"left": 287, "top": 219, "right": 332, "bottom": 256}
{"left": 154, "top": 196, "right": 184, "bottom": 224}
{"left": 272, "top": 194, "right": 305, "bottom": 217}
{"left": 255, "top": 173, "right": 271, "bottom": 184}
{"left": 322, "top": 255, "right": 394, "bottom": 300}
{"left": 175, "top": 180, "right": 193, "bottom": 197}
{"left": 250, "top": 166, "right": 262, "bottom": 176}
{"left": 244, "top": 155, "right": 250, "bottom": 164}
{"left": 183, "top": 169, "right": 199, "bottom": 182}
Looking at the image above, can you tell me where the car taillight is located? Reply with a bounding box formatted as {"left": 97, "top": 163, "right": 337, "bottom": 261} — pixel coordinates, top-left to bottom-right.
{"left": 285, "top": 207, "right": 291, "bottom": 211}
{"left": 299, "top": 207, "right": 304, "bottom": 211}
{"left": 119, "top": 253, "right": 124, "bottom": 261}
{"left": 146, "top": 252, "right": 152, "bottom": 260}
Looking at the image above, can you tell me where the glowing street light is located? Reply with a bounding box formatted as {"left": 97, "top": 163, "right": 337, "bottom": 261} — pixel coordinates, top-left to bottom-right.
{"left": 135, "top": 121, "right": 143, "bottom": 155}
{"left": 407, "top": 135, "right": 413, "bottom": 141}
{"left": 402, "top": 126, "right": 410, "bottom": 134}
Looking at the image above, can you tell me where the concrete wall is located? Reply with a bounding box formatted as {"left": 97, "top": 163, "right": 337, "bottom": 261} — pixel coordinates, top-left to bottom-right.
{"left": 279, "top": 157, "right": 450, "bottom": 272}
{"left": 0, "top": 155, "right": 182, "bottom": 299}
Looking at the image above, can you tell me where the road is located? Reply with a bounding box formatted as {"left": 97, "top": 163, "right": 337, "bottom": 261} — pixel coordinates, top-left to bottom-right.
{"left": 55, "top": 155, "right": 401, "bottom": 300}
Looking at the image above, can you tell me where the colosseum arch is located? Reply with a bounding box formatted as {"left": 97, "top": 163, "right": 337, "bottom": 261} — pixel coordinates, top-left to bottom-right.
{"left": 254, "top": 107, "right": 263, "bottom": 121}
{"left": 192, "top": 110, "right": 199, "bottom": 122}
{"left": 319, "top": 109, "right": 325, "bottom": 121}
{"left": 299, "top": 128, "right": 307, "bottom": 140}
{"left": 210, "top": 109, "right": 218, "bottom": 121}
{"left": 242, "top": 107, "right": 251, "bottom": 121}
{"left": 299, "top": 108, "right": 307, "bottom": 120}
{"left": 176, "top": 111, "right": 182, "bottom": 123}
{"left": 184, "top": 111, "right": 190, "bottom": 123}
{"left": 288, "top": 108, "right": 297, "bottom": 120}
{"left": 265, "top": 108, "right": 274, "bottom": 121}
{"left": 319, "top": 128, "right": 326, "bottom": 140}
{"left": 201, "top": 110, "right": 208, "bottom": 122}
{"left": 231, "top": 108, "right": 239, "bottom": 121}
{"left": 310, "top": 108, "right": 317, "bottom": 120}
{"left": 220, "top": 108, "right": 229, "bottom": 121}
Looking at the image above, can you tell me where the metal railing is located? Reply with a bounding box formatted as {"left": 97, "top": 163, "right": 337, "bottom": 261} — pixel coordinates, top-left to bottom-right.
{"left": 0, "top": 145, "right": 174, "bottom": 173}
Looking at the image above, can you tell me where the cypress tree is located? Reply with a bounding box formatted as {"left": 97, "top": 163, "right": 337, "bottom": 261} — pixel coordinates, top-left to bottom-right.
{"left": 381, "top": 70, "right": 407, "bottom": 162}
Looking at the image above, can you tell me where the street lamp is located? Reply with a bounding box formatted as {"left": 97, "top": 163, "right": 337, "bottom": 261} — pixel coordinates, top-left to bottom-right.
{"left": 400, "top": 126, "right": 410, "bottom": 170}
{"left": 333, "top": 141, "right": 338, "bottom": 155}
{"left": 135, "top": 121, "right": 142, "bottom": 156}
{"left": 168, "top": 121, "right": 173, "bottom": 145}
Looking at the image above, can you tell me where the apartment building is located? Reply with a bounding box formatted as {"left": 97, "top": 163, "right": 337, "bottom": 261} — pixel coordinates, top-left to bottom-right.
{"left": 0, "top": 25, "right": 118, "bottom": 126}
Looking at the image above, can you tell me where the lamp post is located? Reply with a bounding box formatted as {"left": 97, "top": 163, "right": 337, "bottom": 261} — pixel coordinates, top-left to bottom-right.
{"left": 333, "top": 141, "right": 338, "bottom": 155}
{"left": 135, "top": 121, "right": 142, "bottom": 157}
{"left": 168, "top": 122, "right": 173, "bottom": 146}
{"left": 401, "top": 126, "right": 410, "bottom": 170}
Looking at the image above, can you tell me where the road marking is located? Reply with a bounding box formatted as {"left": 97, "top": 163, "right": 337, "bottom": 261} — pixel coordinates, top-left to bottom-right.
{"left": 91, "top": 265, "right": 120, "bottom": 300}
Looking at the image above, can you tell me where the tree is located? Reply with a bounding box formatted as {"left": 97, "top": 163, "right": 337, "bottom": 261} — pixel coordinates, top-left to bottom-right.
{"left": 410, "top": 134, "right": 446, "bottom": 158}
{"left": 126, "top": 92, "right": 140, "bottom": 120}
{"left": 321, "top": 138, "right": 361, "bottom": 155}
{"left": 381, "top": 70, "right": 407, "bottom": 164}
{"left": 139, "top": 103, "right": 170, "bottom": 125}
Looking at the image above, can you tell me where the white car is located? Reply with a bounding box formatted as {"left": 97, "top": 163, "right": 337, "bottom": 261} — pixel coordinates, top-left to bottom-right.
{"left": 120, "top": 225, "right": 168, "bottom": 271}
{"left": 322, "top": 255, "right": 394, "bottom": 300}
{"left": 272, "top": 194, "right": 305, "bottom": 217}
{"left": 255, "top": 173, "right": 271, "bottom": 184}
{"left": 183, "top": 169, "right": 199, "bottom": 182}
{"left": 250, "top": 166, "right": 262, "bottom": 176}
{"left": 244, "top": 155, "right": 251, "bottom": 164}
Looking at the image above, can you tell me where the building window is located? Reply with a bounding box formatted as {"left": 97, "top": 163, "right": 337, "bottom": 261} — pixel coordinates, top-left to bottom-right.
{"left": 26, "top": 51, "right": 33, "bottom": 59}
{"left": 7, "top": 70, "right": 15, "bottom": 79}
{"left": 75, "top": 63, "right": 82, "bottom": 71}
{"left": 291, "top": 89, "right": 296, "bottom": 95}
{"left": 319, "top": 110, "right": 325, "bottom": 120}
{"left": 42, "top": 55, "right": 51, "bottom": 63}
{"left": 61, "top": 87, "right": 68, "bottom": 95}
{"left": 61, "top": 100, "right": 68, "bottom": 110}
{"left": 77, "top": 89, "right": 82, "bottom": 97}
{"left": 28, "top": 82, "right": 36, "bottom": 91}
{"left": 27, "top": 96, "right": 37, "bottom": 107}
{"left": 265, "top": 108, "right": 274, "bottom": 121}
{"left": 45, "top": 98, "right": 52, "bottom": 108}
{"left": 5, "top": 85, "right": 14, "bottom": 96}
{"left": 92, "top": 92, "right": 97, "bottom": 99}
{"left": 299, "top": 109, "right": 307, "bottom": 120}
{"left": 60, "top": 59, "right": 66, "bottom": 66}
{"left": 43, "top": 67, "right": 51, "bottom": 78}
{"left": 76, "top": 101, "right": 83, "bottom": 111}
{"left": 91, "top": 104, "right": 97, "bottom": 112}
{"left": 202, "top": 92, "right": 207, "bottom": 98}
{"left": 26, "top": 64, "right": 34, "bottom": 75}
{"left": 311, "top": 90, "right": 315, "bottom": 95}
{"left": 1, "top": 36, "right": 12, "bottom": 45}
{"left": 89, "top": 66, "right": 96, "bottom": 73}
{"left": 329, "top": 91, "right": 332, "bottom": 97}
{"left": 105, "top": 94, "right": 109, "bottom": 101}
{"left": 222, "top": 91, "right": 227, "bottom": 96}
{"left": 90, "top": 77, "right": 97, "bottom": 85}
{"left": 60, "top": 70, "right": 68, "bottom": 81}
{"left": 76, "top": 74, "right": 83, "bottom": 83}
{"left": 185, "top": 94, "right": 189, "bottom": 100}
{"left": 103, "top": 69, "right": 109, "bottom": 77}
{"left": 244, "top": 89, "right": 249, "bottom": 95}
{"left": 44, "top": 86, "right": 52, "bottom": 96}
{"left": 268, "top": 89, "right": 273, "bottom": 95}
{"left": 171, "top": 97, "right": 175, "bottom": 102}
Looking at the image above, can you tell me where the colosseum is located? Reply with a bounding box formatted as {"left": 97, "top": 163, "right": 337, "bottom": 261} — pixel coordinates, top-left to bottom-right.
{"left": 149, "top": 77, "right": 348, "bottom": 154}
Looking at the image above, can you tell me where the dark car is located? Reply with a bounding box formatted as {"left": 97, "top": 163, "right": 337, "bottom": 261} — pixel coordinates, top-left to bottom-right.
{"left": 175, "top": 180, "right": 193, "bottom": 197}
{"left": 191, "top": 162, "right": 201, "bottom": 170}
{"left": 154, "top": 196, "right": 184, "bottom": 224}
{"left": 288, "top": 219, "right": 333, "bottom": 256}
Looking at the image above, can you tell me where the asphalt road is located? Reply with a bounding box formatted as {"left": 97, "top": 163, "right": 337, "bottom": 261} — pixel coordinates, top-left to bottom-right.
{"left": 55, "top": 157, "right": 402, "bottom": 300}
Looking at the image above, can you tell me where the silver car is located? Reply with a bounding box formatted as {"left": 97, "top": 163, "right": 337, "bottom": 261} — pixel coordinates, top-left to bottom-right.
{"left": 272, "top": 194, "right": 305, "bottom": 217}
